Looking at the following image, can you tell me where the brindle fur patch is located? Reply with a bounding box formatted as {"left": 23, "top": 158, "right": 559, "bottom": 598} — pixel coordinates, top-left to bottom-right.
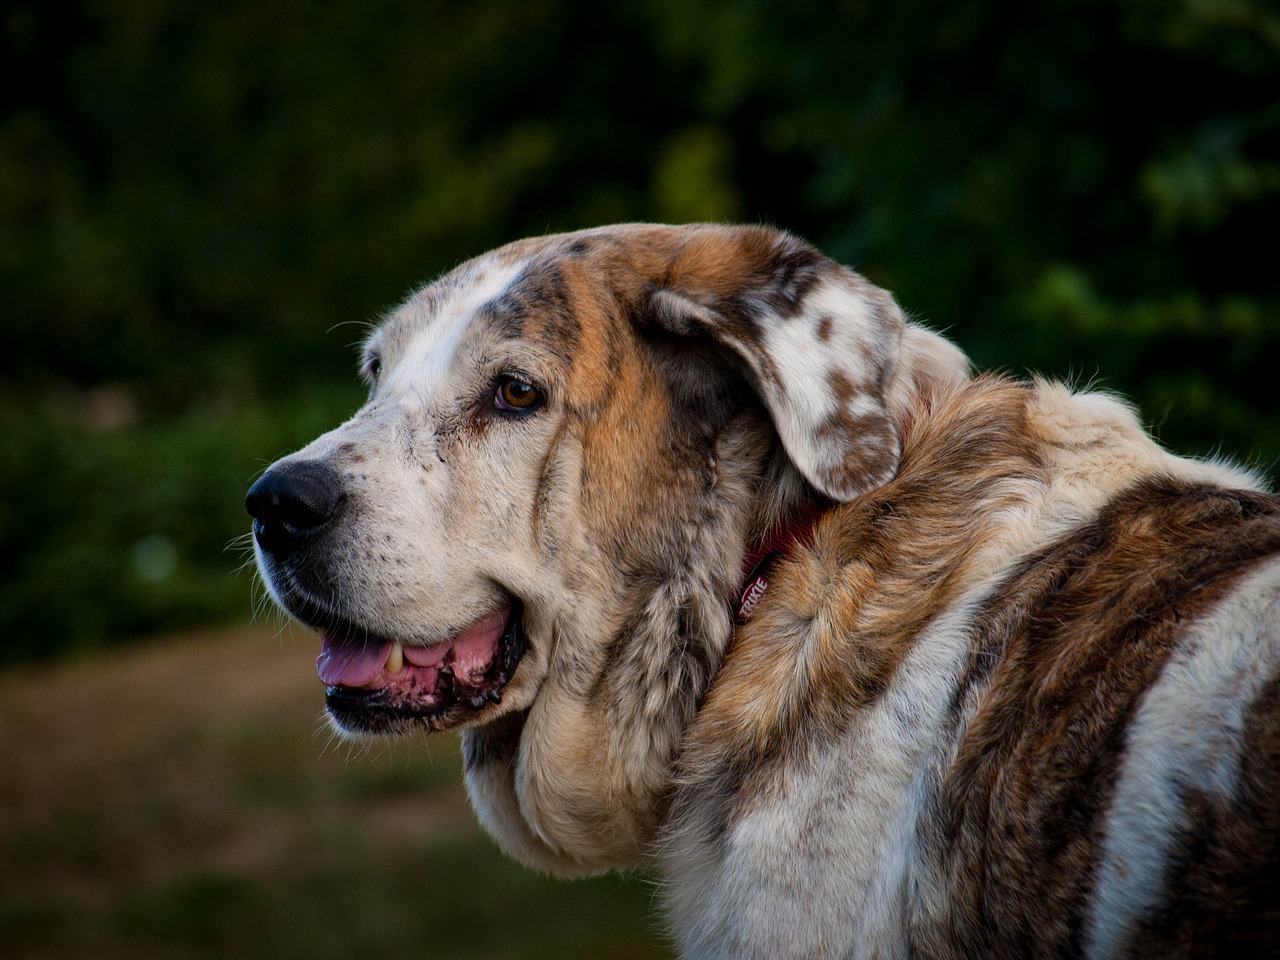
{"left": 936, "top": 481, "right": 1280, "bottom": 957}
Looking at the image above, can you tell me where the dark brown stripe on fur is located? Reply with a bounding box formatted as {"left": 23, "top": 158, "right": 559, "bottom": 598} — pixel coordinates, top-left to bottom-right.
{"left": 481, "top": 259, "right": 582, "bottom": 362}
{"left": 935, "top": 480, "right": 1280, "bottom": 958}
{"left": 1124, "top": 673, "right": 1280, "bottom": 959}
{"left": 729, "top": 234, "right": 829, "bottom": 322}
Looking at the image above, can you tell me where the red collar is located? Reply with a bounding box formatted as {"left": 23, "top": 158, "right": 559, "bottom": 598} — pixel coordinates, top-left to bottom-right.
{"left": 736, "top": 499, "right": 830, "bottom": 621}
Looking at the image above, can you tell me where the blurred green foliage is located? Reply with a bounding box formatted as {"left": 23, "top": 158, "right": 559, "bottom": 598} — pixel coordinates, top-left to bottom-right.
{"left": 2, "top": 0, "right": 1277, "bottom": 661}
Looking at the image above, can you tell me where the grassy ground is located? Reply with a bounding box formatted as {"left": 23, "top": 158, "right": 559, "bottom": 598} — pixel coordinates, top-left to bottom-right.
{"left": 0, "top": 626, "right": 675, "bottom": 959}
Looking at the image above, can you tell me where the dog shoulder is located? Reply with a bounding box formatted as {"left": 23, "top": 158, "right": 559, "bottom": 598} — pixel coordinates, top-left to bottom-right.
{"left": 661, "top": 375, "right": 1280, "bottom": 958}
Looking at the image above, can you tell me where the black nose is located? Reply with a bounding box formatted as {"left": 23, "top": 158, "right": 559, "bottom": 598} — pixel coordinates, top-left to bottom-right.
{"left": 245, "top": 460, "right": 345, "bottom": 558}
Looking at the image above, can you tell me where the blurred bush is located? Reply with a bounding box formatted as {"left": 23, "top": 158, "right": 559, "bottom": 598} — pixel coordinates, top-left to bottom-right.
{"left": 1, "top": 0, "right": 1277, "bottom": 662}
{"left": 0, "top": 388, "right": 363, "bottom": 661}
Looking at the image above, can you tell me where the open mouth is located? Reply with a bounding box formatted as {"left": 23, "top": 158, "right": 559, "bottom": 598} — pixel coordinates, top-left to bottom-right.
{"left": 318, "top": 601, "right": 528, "bottom": 735}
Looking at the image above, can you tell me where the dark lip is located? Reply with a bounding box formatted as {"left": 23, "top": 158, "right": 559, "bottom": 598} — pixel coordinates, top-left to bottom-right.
{"left": 323, "top": 599, "right": 528, "bottom": 736}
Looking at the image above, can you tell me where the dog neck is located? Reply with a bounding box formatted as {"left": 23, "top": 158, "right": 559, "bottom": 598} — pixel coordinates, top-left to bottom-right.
{"left": 736, "top": 497, "right": 831, "bottom": 620}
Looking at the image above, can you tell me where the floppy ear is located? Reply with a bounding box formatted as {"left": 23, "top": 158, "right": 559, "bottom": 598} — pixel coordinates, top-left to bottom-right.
{"left": 645, "top": 225, "right": 910, "bottom": 502}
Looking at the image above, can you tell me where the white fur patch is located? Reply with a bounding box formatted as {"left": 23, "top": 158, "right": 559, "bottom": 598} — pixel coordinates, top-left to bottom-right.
{"left": 383, "top": 257, "right": 527, "bottom": 399}
{"left": 756, "top": 277, "right": 902, "bottom": 500}
{"left": 664, "top": 591, "right": 996, "bottom": 960}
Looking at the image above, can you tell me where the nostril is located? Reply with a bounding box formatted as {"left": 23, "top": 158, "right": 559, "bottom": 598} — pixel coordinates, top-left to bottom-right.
{"left": 253, "top": 488, "right": 332, "bottom": 530}
{"left": 245, "top": 460, "right": 346, "bottom": 557}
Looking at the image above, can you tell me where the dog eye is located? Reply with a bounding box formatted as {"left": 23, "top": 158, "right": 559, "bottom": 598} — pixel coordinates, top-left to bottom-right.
{"left": 366, "top": 355, "right": 382, "bottom": 383}
{"left": 494, "top": 377, "right": 543, "bottom": 413}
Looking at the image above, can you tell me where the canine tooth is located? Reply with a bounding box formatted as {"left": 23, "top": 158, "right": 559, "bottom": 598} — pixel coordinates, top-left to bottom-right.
{"left": 385, "top": 641, "right": 405, "bottom": 675}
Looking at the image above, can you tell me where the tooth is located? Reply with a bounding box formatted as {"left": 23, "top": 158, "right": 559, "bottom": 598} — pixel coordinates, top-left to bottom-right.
{"left": 385, "top": 641, "right": 405, "bottom": 675}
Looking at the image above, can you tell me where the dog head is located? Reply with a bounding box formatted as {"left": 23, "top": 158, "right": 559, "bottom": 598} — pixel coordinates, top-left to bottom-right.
{"left": 247, "top": 223, "right": 967, "bottom": 872}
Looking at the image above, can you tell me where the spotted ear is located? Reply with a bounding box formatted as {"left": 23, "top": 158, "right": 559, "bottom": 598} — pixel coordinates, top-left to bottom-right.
{"left": 646, "top": 225, "right": 911, "bottom": 502}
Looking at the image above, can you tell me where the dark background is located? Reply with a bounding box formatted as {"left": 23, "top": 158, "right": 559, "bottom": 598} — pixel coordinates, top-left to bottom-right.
{"left": 3, "top": 0, "right": 1278, "bottom": 661}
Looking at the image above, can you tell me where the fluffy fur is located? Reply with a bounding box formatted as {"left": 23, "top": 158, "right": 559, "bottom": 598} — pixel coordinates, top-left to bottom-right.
{"left": 250, "top": 224, "right": 1280, "bottom": 958}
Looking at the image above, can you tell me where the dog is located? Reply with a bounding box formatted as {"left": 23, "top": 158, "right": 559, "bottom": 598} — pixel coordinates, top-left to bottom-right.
{"left": 247, "top": 223, "right": 1280, "bottom": 958}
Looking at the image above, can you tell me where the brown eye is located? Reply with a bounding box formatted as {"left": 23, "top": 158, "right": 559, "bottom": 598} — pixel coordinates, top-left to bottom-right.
{"left": 495, "top": 377, "right": 543, "bottom": 412}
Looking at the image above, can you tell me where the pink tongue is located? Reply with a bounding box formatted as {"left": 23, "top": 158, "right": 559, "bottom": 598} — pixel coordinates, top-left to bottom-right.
{"left": 316, "top": 634, "right": 391, "bottom": 688}
{"left": 315, "top": 608, "right": 511, "bottom": 688}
